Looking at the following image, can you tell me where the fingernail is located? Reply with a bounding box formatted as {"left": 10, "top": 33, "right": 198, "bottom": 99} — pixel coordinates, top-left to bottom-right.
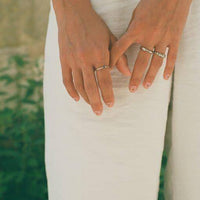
{"left": 144, "top": 82, "right": 151, "bottom": 89}
{"left": 130, "top": 85, "right": 137, "bottom": 93}
{"left": 74, "top": 97, "right": 79, "bottom": 102}
{"left": 165, "top": 74, "right": 170, "bottom": 80}
{"left": 94, "top": 111, "right": 102, "bottom": 116}
{"left": 106, "top": 102, "right": 114, "bottom": 107}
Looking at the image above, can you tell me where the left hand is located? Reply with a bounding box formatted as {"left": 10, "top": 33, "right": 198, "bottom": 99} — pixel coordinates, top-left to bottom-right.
{"left": 110, "top": 0, "right": 192, "bottom": 92}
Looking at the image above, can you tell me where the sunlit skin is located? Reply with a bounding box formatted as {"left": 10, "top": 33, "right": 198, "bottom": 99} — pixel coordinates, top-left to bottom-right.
{"left": 53, "top": 0, "right": 192, "bottom": 115}
{"left": 111, "top": 0, "right": 193, "bottom": 92}
{"left": 53, "top": 0, "right": 131, "bottom": 116}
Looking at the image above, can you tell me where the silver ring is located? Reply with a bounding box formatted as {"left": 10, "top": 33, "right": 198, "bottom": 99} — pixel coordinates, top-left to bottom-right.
{"left": 153, "top": 51, "right": 166, "bottom": 58}
{"left": 95, "top": 65, "right": 110, "bottom": 72}
{"left": 140, "top": 46, "right": 154, "bottom": 54}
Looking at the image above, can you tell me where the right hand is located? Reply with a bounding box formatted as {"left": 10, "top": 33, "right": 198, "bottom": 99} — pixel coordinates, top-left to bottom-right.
{"left": 53, "top": 0, "right": 131, "bottom": 116}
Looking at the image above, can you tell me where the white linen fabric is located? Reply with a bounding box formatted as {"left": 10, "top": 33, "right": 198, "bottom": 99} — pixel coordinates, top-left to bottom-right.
{"left": 43, "top": 0, "right": 200, "bottom": 199}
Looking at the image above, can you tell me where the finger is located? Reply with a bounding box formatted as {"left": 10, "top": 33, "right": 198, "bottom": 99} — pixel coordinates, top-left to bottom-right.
{"left": 116, "top": 54, "right": 132, "bottom": 76}
{"left": 82, "top": 67, "right": 103, "bottom": 116}
{"left": 96, "top": 66, "right": 114, "bottom": 108}
{"left": 59, "top": 48, "right": 80, "bottom": 101}
{"left": 110, "top": 34, "right": 131, "bottom": 76}
{"left": 163, "top": 44, "right": 179, "bottom": 80}
{"left": 143, "top": 45, "right": 167, "bottom": 88}
{"left": 129, "top": 46, "right": 153, "bottom": 92}
{"left": 62, "top": 67, "right": 80, "bottom": 101}
{"left": 110, "top": 32, "right": 135, "bottom": 67}
{"left": 73, "top": 69, "right": 90, "bottom": 104}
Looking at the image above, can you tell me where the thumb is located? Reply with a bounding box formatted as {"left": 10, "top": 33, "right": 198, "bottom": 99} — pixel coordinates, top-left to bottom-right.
{"left": 110, "top": 33, "right": 131, "bottom": 76}
{"left": 110, "top": 32, "right": 134, "bottom": 68}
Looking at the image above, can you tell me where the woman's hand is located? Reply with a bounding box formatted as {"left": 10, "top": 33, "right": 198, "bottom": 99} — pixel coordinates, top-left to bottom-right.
{"left": 111, "top": 0, "right": 192, "bottom": 92}
{"left": 53, "top": 0, "right": 130, "bottom": 115}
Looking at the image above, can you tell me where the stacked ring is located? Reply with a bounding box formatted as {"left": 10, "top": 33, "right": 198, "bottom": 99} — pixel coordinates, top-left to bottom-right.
{"left": 153, "top": 50, "right": 166, "bottom": 58}
{"left": 140, "top": 46, "right": 154, "bottom": 54}
{"left": 140, "top": 45, "right": 166, "bottom": 58}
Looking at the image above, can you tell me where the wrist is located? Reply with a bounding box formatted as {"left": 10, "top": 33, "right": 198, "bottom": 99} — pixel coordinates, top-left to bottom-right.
{"left": 53, "top": 0, "right": 94, "bottom": 22}
{"left": 53, "top": 0, "right": 92, "bottom": 13}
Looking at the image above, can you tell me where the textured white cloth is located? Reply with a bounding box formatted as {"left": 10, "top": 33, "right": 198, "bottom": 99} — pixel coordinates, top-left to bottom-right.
{"left": 43, "top": 0, "right": 200, "bottom": 199}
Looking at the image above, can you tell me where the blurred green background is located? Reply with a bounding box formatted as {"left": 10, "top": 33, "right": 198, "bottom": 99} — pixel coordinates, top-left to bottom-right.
{"left": 0, "top": 1, "right": 168, "bottom": 199}
{"left": 0, "top": 0, "right": 49, "bottom": 199}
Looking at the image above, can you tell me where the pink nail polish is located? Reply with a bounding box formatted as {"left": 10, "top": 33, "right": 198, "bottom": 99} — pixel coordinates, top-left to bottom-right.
{"left": 130, "top": 86, "right": 137, "bottom": 93}
{"left": 74, "top": 97, "right": 79, "bottom": 102}
{"left": 165, "top": 74, "right": 170, "bottom": 80}
{"left": 145, "top": 82, "right": 151, "bottom": 89}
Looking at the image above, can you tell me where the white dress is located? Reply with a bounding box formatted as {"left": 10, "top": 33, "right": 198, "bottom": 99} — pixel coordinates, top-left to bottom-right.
{"left": 43, "top": 0, "right": 200, "bottom": 199}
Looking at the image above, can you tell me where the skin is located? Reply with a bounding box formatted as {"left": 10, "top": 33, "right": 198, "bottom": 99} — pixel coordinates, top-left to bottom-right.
{"left": 110, "top": 0, "right": 193, "bottom": 92}
{"left": 53, "top": 0, "right": 131, "bottom": 116}
{"left": 53, "top": 0, "right": 192, "bottom": 115}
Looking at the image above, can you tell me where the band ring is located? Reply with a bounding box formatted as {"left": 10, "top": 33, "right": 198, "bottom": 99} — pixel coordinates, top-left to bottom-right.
{"left": 153, "top": 51, "right": 166, "bottom": 58}
{"left": 140, "top": 46, "right": 166, "bottom": 58}
{"left": 94, "top": 65, "right": 110, "bottom": 72}
{"left": 140, "top": 46, "right": 154, "bottom": 54}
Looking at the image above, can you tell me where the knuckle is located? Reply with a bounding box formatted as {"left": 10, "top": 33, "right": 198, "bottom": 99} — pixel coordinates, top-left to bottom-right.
{"left": 76, "top": 48, "right": 86, "bottom": 60}
{"left": 93, "top": 48, "right": 105, "bottom": 60}
{"left": 97, "top": 43, "right": 109, "bottom": 52}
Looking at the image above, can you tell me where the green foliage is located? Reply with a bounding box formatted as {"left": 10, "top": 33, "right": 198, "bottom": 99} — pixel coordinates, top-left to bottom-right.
{"left": 0, "top": 55, "right": 48, "bottom": 200}
{"left": 0, "top": 54, "right": 167, "bottom": 200}
{"left": 158, "top": 151, "right": 168, "bottom": 200}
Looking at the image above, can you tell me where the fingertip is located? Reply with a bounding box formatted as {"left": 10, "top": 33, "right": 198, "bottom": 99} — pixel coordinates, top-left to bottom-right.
{"left": 92, "top": 104, "right": 103, "bottom": 116}
{"left": 73, "top": 96, "right": 80, "bottom": 102}
{"left": 106, "top": 101, "right": 114, "bottom": 108}
{"left": 163, "top": 73, "right": 170, "bottom": 80}
{"left": 129, "top": 85, "right": 137, "bottom": 93}
{"left": 94, "top": 110, "right": 103, "bottom": 116}
{"left": 143, "top": 81, "right": 151, "bottom": 89}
